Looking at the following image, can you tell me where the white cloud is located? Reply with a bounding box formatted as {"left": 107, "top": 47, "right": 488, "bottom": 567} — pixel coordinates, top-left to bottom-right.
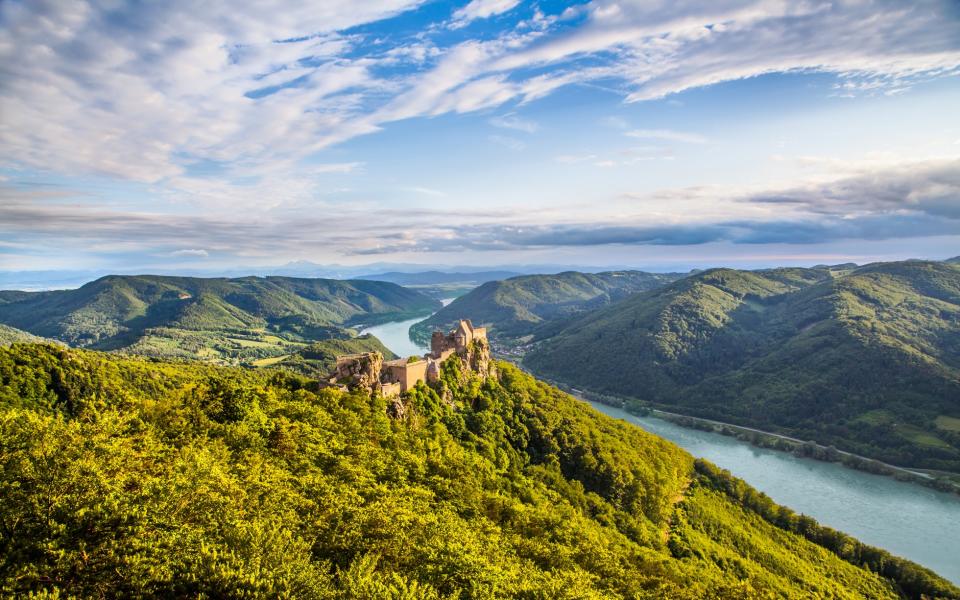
{"left": 488, "top": 135, "right": 525, "bottom": 151}
{"left": 310, "top": 162, "right": 365, "bottom": 174}
{"left": 402, "top": 186, "right": 447, "bottom": 197}
{"left": 489, "top": 113, "right": 539, "bottom": 133}
{"left": 625, "top": 129, "right": 708, "bottom": 144}
{"left": 171, "top": 249, "right": 210, "bottom": 258}
{"left": 0, "top": 0, "right": 957, "bottom": 216}
{"left": 1, "top": 157, "right": 957, "bottom": 263}
{"left": 451, "top": 0, "right": 521, "bottom": 29}
{"left": 0, "top": 0, "right": 421, "bottom": 183}
{"left": 489, "top": 0, "right": 960, "bottom": 102}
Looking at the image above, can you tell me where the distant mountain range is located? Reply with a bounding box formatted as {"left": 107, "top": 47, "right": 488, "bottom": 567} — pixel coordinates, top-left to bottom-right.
{"left": 410, "top": 270, "right": 686, "bottom": 344}
{"left": 354, "top": 270, "right": 526, "bottom": 300}
{"left": 355, "top": 270, "right": 523, "bottom": 286}
{"left": 5, "top": 257, "right": 957, "bottom": 292}
{"left": 0, "top": 275, "right": 438, "bottom": 365}
{"left": 0, "top": 262, "right": 642, "bottom": 291}
{"left": 524, "top": 261, "right": 960, "bottom": 471}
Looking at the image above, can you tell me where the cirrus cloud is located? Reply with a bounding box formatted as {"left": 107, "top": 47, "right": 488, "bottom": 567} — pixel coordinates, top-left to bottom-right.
{"left": 2, "top": 0, "right": 958, "bottom": 190}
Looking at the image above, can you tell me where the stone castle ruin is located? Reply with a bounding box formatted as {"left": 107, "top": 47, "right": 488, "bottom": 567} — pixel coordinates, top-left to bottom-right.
{"left": 330, "top": 320, "right": 490, "bottom": 397}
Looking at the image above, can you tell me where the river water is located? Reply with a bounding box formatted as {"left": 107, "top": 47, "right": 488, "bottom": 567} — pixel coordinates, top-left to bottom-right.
{"left": 587, "top": 402, "right": 960, "bottom": 585}
{"left": 358, "top": 298, "right": 453, "bottom": 359}
{"left": 363, "top": 314, "right": 960, "bottom": 584}
{"left": 359, "top": 315, "right": 431, "bottom": 359}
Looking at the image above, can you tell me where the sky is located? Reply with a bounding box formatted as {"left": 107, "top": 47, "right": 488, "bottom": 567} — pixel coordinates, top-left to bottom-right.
{"left": 1, "top": 0, "right": 959, "bottom": 274}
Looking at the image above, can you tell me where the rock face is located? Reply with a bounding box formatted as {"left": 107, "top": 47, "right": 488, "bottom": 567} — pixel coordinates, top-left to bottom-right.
{"left": 468, "top": 337, "right": 494, "bottom": 377}
{"left": 333, "top": 352, "right": 383, "bottom": 390}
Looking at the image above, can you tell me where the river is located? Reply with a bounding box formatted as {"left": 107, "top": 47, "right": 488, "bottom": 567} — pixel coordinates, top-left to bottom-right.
{"left": 359, "top": 298, "right": 454, "bottom": 358}
{"left": 363, "top": 313, "right": 960, "bottom": 585}
{"left": 359, "top": 315, "right": 431, "bottom": 358}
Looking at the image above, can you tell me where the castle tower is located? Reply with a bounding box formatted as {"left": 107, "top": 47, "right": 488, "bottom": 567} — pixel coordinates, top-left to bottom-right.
{"left": 454, "top": 320, "right": 473, "bottom": 350}
{"left": 431, "top": 331, "right": 446, "bottom": 358}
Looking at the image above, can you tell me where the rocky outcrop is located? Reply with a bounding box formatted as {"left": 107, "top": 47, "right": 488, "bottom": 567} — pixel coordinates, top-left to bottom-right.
{"left": 467, "top": 337, "right": 494, "bottom": 377}
{"left": 333, "top": 352, "right": 383, "bottom": 390}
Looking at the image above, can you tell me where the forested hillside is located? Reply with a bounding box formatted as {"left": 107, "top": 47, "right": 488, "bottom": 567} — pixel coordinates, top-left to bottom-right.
{"left": 526, "top": 261, "right": 960, "bottom": 471}
{"left": 0, "top": 275, "right": 438, "bottom": 364}
{"left": 0, "top": 324, "right": 51, "bottom": 346}
{"left": 411, "top": 270, "right": 682, "bottom": 345}
{"left": 0, "top": 343, "right": 954, "bottom": 598}
{"left": 258, "top": 334, "right": 397, "bottom": 375}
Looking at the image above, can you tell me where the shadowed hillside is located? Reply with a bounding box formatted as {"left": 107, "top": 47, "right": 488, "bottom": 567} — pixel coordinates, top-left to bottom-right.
{"left": 411, "top": 270, "right": 683, "bottom": 345}
{"left": 526, "top": 261, "right": 960, "bottom": 471}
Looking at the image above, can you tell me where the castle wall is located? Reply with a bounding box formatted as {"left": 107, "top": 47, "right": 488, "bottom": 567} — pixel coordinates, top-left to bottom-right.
{"left": 385, "top": 359, "right": 429, "bottom": 392}
{"left": 381, "top": 381, "right": 402, "bottom": 398}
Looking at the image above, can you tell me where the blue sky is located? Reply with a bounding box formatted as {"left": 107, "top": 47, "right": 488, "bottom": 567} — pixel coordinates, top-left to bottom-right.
{"left": 1, "top": 0, "right": 959, "bottom": 273}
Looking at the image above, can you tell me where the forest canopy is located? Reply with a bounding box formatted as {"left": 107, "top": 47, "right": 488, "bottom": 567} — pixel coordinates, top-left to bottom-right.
{"left": 1, "top": 343, "right": 955, "bottom": 598}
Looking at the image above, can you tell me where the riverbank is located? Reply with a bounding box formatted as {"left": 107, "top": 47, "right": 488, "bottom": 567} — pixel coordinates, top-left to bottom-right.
{"left": 647, "top": 408, "right": 960, "bottom": 492}
{"left": 519, "top": 364, "right": 960, "bottom": 495}
{"left": 590, "top": 402, "right": 960, "bottom": 587}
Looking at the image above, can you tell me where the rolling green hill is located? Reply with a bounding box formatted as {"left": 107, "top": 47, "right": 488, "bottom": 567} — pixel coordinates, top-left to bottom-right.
{"left": 0, "top": 275, "right": 439, "bottom": 364}
{"left": 526, "top": 261, "right": 960, "bottom": 471}
{"left": 0, "top": 342, "right": 954, "bottom": 598}
{"left": 411, "top": 270, "right": 683, "bottom": 345}
{"left": 0, "top": 324, "right": 47, "bottom": 346}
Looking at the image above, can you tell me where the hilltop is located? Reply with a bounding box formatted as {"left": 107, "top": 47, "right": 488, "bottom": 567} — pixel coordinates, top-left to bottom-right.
{"left": 411, "top": 270, "right": 683, "bottom": 346}
{"left": 525, "top": 261, "right": 960, "bottom": 471}
{"left": 0, "top": 342, "right": 954, "bottom": 598}
{"left": 0, "top": 275, "right": 438, "bottom": 365}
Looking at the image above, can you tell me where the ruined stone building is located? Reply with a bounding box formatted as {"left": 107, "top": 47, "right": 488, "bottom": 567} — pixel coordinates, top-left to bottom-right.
{"left": 330, "top": 320, "right": 490, "bottom": 397}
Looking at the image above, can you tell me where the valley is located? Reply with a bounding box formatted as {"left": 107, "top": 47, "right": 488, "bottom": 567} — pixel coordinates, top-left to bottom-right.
{"left": 7, "top": 3, "right": 959, "bottom": 595}
{"left": 3, "top": 262, "right": 959, "bottom": 593}
{"left": 369, "top": 309, "right": 960, "bottom": 587}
